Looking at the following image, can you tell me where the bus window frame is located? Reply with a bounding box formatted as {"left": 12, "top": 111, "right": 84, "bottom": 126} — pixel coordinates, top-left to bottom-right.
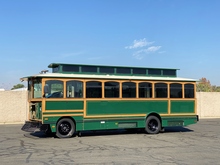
{"left": 40, "top": 78, "right": 196, "bottom": 100}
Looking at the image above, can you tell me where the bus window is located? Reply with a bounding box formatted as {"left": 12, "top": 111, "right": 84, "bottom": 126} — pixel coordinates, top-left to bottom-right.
{"left": 170, "top": 83, "right": 182, "bottom": 98}
{"left": 122, "top": 82, "right": 136, "bottom": 98}
{"left": 155, "top": 83, "right": 167, "bottom": 98}
{"left": 104, "top": 81, "right": 119, "bottom": 98}
{"left": 66, "top": 80, "right": 83, "bottom": 98}
{"left": 45, "top": 80, "right": 64, "bottom": 98}
{"left": 28, "top": 79, "right": 32, "bottom": 99}
{"left": 184, "top": 84, "right": 194, "bottom": 98}
{"left": 33, "top": 79, "right": 42, "bottom": 98}
{"left": 86, "top": 81, "right": 102, "bottom": 98}
{"left": 139, "top": 82, "right": 152, "bottom": 98}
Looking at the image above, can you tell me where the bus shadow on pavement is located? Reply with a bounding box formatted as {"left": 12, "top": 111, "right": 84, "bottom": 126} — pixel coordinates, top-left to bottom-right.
{"left": 164, "top": 126, "right": 193, "bottom": 133}
{"left": 24, "top": 130, "right": 55, "bottom": 139}
{"left": 77, "top": 127, "right": 193, "bottom": 137}
{"left": 24, "top": 129, "right": 145, "bottom": 139}
{"left": 23, "top": 127, "right": 193, "bottom": 139}
{"left": 78, "top": 129, "right": 144, "bottom": 137}
{"left": 80, "top": 126, "right": 193, "bottom": 137}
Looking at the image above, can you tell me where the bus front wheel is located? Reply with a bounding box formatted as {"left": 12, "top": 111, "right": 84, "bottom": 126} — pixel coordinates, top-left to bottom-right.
{"left": 56, "top": 118, "right": 75, "bottom": 138}
{"left": 145, "top": 116, "right": 161, "bottom": 134}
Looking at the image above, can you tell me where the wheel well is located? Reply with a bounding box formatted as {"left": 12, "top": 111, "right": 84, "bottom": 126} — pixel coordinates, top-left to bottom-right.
{"left": 56, "top": 116, "right": 76, "bottom": 127}
{"left": 146, "top": 113, "right": 162, "bottom": 125}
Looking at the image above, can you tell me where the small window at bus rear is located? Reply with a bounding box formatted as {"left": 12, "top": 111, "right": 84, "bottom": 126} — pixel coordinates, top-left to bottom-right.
{"left": 63, "top": 65, "right": 79, "bottom": 72}
{"left": 117, "top": 68, "right": 131, "bottom": 74}
{"left": 82, "top": 66, "right": 97, "bottom": 73}
{"left": 100, "top": 67, "right": 114, "bottom": 74}
{"left": 133, "top": 68, "right": 146, "bottom": 75}
{"left": 148, "top": 69, "right": 161, "bottom": 76}
{"left": 163, "top": 70, "right": 176, "bottom": 76}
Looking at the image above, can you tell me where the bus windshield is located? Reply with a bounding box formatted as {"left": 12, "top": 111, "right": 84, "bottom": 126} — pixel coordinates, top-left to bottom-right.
{"left": 44, "top": 80, "right": 64, "bottom": 98}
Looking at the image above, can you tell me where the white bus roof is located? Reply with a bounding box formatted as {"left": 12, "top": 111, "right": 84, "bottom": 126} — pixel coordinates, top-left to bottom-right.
{"left": 21, "top": 73, "right": 197, "bottom": 82}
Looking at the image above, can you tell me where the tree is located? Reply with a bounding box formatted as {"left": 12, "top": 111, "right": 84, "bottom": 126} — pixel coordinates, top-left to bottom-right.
{"left": 197, "top": 77, "right": 212, "bottom": 92}
{"left": 197, "top": 77, "right": 220, "bottom": 92}
{"left": 212, "top": 85, "right": 220, "bottom": 92}
{"left": 11, "top": 84, "right": 25, "bottom": 90}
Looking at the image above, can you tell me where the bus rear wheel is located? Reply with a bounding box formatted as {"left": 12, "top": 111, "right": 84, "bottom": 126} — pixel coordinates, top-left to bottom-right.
{"left": 56, "top": 118, "right": 75, "bottom": 138}
{"left": 145, "top": 116, "right": 161, "bottom": 134}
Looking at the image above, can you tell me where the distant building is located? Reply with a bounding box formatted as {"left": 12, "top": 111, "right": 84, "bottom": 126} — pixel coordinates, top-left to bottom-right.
{"left": 0, "top": 88, "right": 5, "bottom": 91}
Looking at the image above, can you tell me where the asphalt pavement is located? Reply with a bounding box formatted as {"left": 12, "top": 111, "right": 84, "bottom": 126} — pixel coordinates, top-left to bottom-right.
{"left": 0, "top": 119, "right": 220, "bottom": 165}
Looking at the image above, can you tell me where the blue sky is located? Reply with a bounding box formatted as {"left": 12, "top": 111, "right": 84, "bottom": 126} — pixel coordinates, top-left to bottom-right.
{"left": 0, "top": 0, "right": 220, "bottom": 90}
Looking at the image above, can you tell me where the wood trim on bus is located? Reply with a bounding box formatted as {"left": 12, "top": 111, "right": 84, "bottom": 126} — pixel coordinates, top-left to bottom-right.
{"left": 31, "top": 78, "right": 196, "bottom": 119}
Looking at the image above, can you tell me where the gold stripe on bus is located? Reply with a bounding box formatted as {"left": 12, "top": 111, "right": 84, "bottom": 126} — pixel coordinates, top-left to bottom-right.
{"left": 83, "top": 98, "right": 196, "bottom": 101}
{"left": 83, "top": 113, "right": 197, "bottom": 119}
{"left": 84, "top": 114, "right": 146, "bottom": 118}
{"left": 194, "top": 82, "right": 197, "bottom": 114}
{"left": 42, "top": 99, "right": 45, "bottom": 113}
{"left": 83, "top": 100, "right": 87, "bottom": 118}
{"left": 43, "top": 98, "right": 84, "bottom": 101}
{"left": 43, "top": 114, "right": 83, "bottom": 117}
{"left": 29, "top": 98, "right": 42, "bottom": 102}
{"left": 83, "top": 81, "right": 87, "bottom": 118}
{"left": 168, "top": 100, "right": 171, "bottom": 114}
{"left": 44, "top": 110, "right": 84, "bottom": 113}
{"left": 161, "top": 113, "right": 196, "bottom": 116}
{"left": 30, "top": 98, "right": 195, "bottom": 101}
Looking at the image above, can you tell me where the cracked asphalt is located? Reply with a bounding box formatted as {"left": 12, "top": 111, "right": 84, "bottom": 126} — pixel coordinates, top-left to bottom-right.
{"left": 0, "top": 119, "right": 220, "bottom": 165}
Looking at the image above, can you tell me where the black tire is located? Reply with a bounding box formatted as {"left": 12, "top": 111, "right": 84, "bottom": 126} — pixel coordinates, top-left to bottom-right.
{"left": 145, "top": 116, "right": 161, "bottom": 134}
{"left": 56, "top": 118, "right": 75, "bottom": 138}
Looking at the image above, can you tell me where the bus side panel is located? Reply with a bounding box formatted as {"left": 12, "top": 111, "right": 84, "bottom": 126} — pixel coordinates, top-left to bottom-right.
{"left": 86, "top": 100, "right": 168, "bottom": 115}
{"left": 83, "top": 119, "right": 107, "bottom": 130}
{"left": 45, "top": 100, "right": 84, "bottom": 110}
{"left": 161, "top": 116, "right": 198, "bottom": 127}
{"left": 107, "top": 118, "right": 146, "bottom": 129}
{"left": 83, "top": 117, "right": 146, "bottom": 131}
{"left": 162, "top": 100, "right": 197, "bottom": 127}
{"left": 170, "top": 100, "right": 195, "bottom": 113}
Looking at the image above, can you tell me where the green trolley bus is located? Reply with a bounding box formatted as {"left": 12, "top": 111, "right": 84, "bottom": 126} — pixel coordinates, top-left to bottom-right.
{"left": 21, "top": 63, "right": 198, "bottom": 138}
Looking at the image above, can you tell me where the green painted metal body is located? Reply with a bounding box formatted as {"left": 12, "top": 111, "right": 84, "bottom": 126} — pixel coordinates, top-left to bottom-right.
{"left": 45, "top": 101, "right": 84, "bottom": 110}
{"left": 42, "top": 99, "right": 197, "bottom": 133}
{"left": 161, "top": 116, "right": 198, "bottom": 126}
{"left": 170, "top": 100, "right": 194, "bottom": 113}
{"left": 82, "top": 117, "right": 146, "bottom": 131}
{"left": 86, "top": 100, "right": 168, "bottom": 115}
{"left": 48, "top": 63, "right": 178, "bottom": 77}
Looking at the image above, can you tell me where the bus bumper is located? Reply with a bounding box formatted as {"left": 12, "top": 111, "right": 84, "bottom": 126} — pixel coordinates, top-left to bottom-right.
{"left": 21, "top": 121, "right": 42, "bottom": 132}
